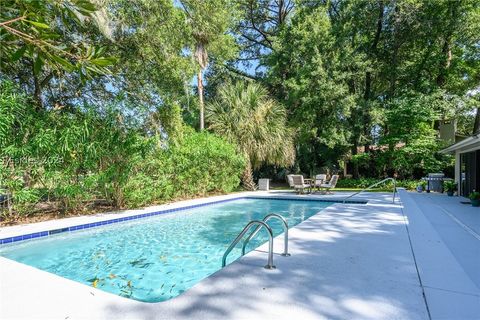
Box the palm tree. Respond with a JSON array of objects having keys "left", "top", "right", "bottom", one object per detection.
[
  {"left": 206, "top": 82, "right": 295, "bottom": 190},
  {"left": 178, "top": 0, "right": 236, "bottom": 130}
]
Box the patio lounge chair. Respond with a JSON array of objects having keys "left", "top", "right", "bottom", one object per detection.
[
  {"left": 318, "top": 175, "right": 339, "bottom": 194},
  {"left": 291, "top": 175, "right": 311, "bottom": 194},
  {"left": 286, "top": 174, "right": 295, "bottom": 188},
  {"left": 314, "top": 174, "right": 327, "bottom": 191}
]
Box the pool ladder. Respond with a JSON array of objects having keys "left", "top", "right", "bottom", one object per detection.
[{"left": 222, "top": 213, "right": 290, "bottom": 270}]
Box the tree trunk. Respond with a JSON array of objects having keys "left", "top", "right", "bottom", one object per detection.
[
  {"left": 389, "top": 1, "right": 400, "bottom": 98},
  {"left": 364, "top": 0, "right": 384, "bottom": 100},
  {"left": 436, "top": 39, "right": 452, "bottom": 87},
  {"left": 436, "top": 2, "right": 457, "bottom": 88},
  {"left": 351, "top": 141, "right": 359, "bottom": 179},
  {"left": 242, "top": 162, "right": 257, "bottom": 191},
  {"left": 198, "top": 69, "right": 204, "bottom": 130},
  {"left": 474, "top": 106, "right": 480, "bottom": 134},
  {"left": 33, "top": 73, "right": 43, "bottom": 109}
]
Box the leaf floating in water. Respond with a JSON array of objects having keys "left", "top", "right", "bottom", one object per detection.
[
  {"left": 129, "top": 258, "right": 153, "bottom": 268},
  {"left": 117, "top": 274, "right": 128, "bottom": 280},
  {"left": 92, "top": 280, "right": 98, "bottom": 288},
  {"left": 120, "top": 289, "right": 132, "bottom": 298},
  {"left": 127, "top": 280, "right": 132, "bottom": 288},
  {"left": 109, "top": 273, "right": 117, "bottom": 279},
  {"left": 129, "top": 258, "right": 146, "bottom": 267}
]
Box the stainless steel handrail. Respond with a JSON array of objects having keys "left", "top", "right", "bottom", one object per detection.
[
  {"left": 242, "top": 213, "right": 290, "bottom": 257},
  {"left": 222, "top": 220, "right": 276, "bottom": 269},
  {"left": 342, "top": 177, "right": 396, "bottom": 204}
]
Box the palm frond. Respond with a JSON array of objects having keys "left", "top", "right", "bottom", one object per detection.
[{"left": 206, "top": 81, "right": 295, "bottom": 169}]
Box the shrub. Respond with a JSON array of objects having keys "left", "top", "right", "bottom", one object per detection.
[
  {"left": 336, "top": 178, "right": 418, "bottom": 190},
  {"left": 123, "top": 130, "right": 245, "bottom": 207},
  {"left": 0, "top": 81, "right": 244, "bottom": 220},
  {"left": 443, "top": 180, "right": 457, "bottom": 192},
  {"left": 336, "top": 178, "right": 378, "bottom": 189},
  {"left": 170, "top": 130, "right": 245, "bottom": 196},
  {"left": 469, "top": 191, "right": 480, "bottom": 201}
]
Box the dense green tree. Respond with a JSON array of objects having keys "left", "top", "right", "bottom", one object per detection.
[
  {"left": 378, "top": 92, "right": 455, "bottom": 178},
  {"left": 106, "top": 0, "right": 194, "bottom": 109},
  {"left": 266, "top": 5, "right": 355, "bottom": 174},
  {"left": 260, "top": 0, "right": 480, "bottom": 176}
]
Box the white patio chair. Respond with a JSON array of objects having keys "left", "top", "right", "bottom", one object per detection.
[
  {"left": 291, "top": 175, "right": 311, "bottom": 194},
  {"left": 314, "top": 174, "right": 327, "bottom": 191},
  {"left": 286, "top": 174, "right": 295, "bottom": 188},
  {"left": 319, "top": 175, "right": 339, "bottom": 194}
]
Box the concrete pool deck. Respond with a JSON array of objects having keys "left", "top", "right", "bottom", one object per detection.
[{"left": 1, "top": 190, "right": 479, "bottom": 319}]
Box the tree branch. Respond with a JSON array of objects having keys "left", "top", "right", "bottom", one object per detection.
[
  {"left": 0, "top": 16, "right": 26, "bottom": 26},
  {"left": 224, "top": 64, "right": 260, "bottom": 80},
  {"left": 241, "top": 33, "right": 272, "bottom": 50}
]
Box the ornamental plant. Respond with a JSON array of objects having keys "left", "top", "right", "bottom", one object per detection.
[
  {"left": 443, "top": 180, "right": 457, "bottom": 192},
  {"left": 469, "top": 191, "right": 480, "bottom": 201}
]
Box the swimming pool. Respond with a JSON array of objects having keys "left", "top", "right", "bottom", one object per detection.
[{"left": 0, "top": 197, "right": 333, "bottom": 302}]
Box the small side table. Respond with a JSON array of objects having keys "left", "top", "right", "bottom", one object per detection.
[
  {"left": 258, "top": 178, "right": 270, "bottom": 191},
  {"left": 304, "top": 178, "right": 314, "bottom": 193}
]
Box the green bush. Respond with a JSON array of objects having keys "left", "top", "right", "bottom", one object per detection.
[
  {"left": 121, "top": 130, "right": 245, "bottom": 207},
  {"left": 336, "top": 178, "right": 418, "bottom": 190},
  {"left": 336, "top": 178, "right": 379, "bottom": 189},
  {"left": 396, "top": 180, "right": 419, "bottom": 190}
]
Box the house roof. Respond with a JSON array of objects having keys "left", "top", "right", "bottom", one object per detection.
[{"left": 440, "top": 133, "right": 480, "bottom": 154}]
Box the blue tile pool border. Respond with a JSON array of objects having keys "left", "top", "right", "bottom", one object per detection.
[{"left": 0, "top": 196, "right": 366, "bottom": 245}]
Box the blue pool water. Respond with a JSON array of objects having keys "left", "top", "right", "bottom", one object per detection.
[{"left": 0, "top": 198, "right": 332, "bottom": 302}]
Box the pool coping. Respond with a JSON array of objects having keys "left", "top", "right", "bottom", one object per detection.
[{"left": 0, "top": 193, "right": 366, "bottom": 245}]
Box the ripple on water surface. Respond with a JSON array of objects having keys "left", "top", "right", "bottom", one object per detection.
[{"left": 0, "top": 198, "right": 332, "bottom": 302}]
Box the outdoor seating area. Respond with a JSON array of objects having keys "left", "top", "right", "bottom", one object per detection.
[{"left": 287, "top": 174, "right": 339, "bottom": 194}]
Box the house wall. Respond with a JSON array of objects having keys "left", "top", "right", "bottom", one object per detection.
[
  {"left": 458, "top": 149, "right": 480, "bottom": 197},
  {"left": 455, "top": 152, "right": 460, "bottom": 191}
]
